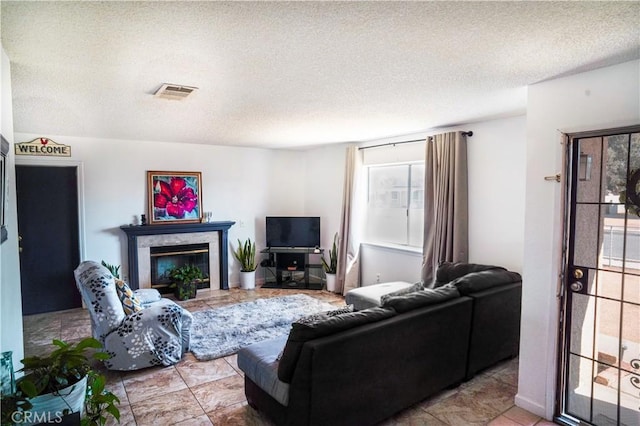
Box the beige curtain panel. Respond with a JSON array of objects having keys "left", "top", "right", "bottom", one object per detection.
[
  {"left": 338, "top": 145, "right": 365, "bottom": 295},
  {"left": 421, "top": 131, "right": 469, "bottom": 286}
]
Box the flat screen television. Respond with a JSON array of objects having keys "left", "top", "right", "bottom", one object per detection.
[{"left": 266, "top": 216, "right": 320, "bottom": 248}]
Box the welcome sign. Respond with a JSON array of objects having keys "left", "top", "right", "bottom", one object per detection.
[{"left": 15, "top": 138, "right": 71, "bottom": 157}]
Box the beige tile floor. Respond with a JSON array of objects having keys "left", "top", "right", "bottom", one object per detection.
[{"left": 22, "top": 287, "right": 557, "bottom": 426}]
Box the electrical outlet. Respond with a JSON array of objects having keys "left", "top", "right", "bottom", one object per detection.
[{"left": 376, "top": 273, "right": 381, "bottom": 283}]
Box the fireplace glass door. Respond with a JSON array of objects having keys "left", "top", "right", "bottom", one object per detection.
[{"left": 150, "top": 243, "right": 210, "bottom": 292}]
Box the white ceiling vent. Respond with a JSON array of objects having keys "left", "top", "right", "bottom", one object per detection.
[{"left": 154, "top": 84, "right": 198, "bottom": 100}]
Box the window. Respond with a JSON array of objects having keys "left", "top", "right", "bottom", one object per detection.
[{"left": 366, "top": 162, "right": 424, "bottom": 247}]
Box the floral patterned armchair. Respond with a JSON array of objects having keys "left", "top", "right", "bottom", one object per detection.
[{"left": 74, "top": 260, "right": 193, "bottom": 371}]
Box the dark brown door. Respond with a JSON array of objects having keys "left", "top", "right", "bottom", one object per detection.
[{"left": 16, "top": 165, "right": 81, "bottom": 315}]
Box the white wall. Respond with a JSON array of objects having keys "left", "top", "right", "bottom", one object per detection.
[
  {"left": 0, "top": 45, "right": 25, "bottom": 371},
  {"left": 467, "top": 116, "right": 526, "bottom": 273},
  {"left": 12, "top": 133, "right": 311, "bottom": 287},
  {"left": 303, "top": 143, "right": 348, "bottom": 251},
  {"left": 518, "top": 59, "right": 640, "bottom": 419}
]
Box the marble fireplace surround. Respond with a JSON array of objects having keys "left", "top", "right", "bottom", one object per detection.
[{"left": 120, "top": 222, "right": 235, "bottom": 290}]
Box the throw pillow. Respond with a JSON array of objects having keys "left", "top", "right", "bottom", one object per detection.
[
  {"left": 295, "top": 305, "right": 355, "bottom": 326},
  {"left": 326, "top": 304, "right": 355, "bottom": 316},
  {"left": 114, "top": 279, "right": 144, "bottom": 315},
  {"left": 449, "top": 269, "right": 522, "bottom": 295},
  {"left": 381, "top": 284, "right": 460, "bottom": 313},
  {"left": 433, "top": 262, "right": 506, "bottom": 287},
  {"left": 379, "top": 282, "right": 423, "bottom": 305}
]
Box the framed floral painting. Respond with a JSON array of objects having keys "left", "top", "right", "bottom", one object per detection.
[{"left": 147, "top": 171, "right": 202, "bottom": 225}]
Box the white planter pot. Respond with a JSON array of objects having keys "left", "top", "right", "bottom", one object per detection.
[
  {"left": 239, "top": 270, "right": 256, "bottom": 290},
  {"left": 26, "top": 375, "right": 87, "bottom": 425},
  {"left": 325, "top": 273, "right": 337, "bottom": 293}
]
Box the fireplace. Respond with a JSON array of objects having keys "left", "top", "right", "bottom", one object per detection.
[
  {"left": 120, "top": 222, "right": 235, "bottom": 290},
  {"left": 150, "top": 243, "right": 210, "bottom": 293}
]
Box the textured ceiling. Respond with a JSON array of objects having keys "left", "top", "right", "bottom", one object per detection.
[{"left": 1, "top": 1, "right": 639, "bottom": 149}]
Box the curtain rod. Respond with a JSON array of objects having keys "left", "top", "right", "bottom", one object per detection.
[{"left": 358, "top": 131, "right": 473, "bottom": 151}]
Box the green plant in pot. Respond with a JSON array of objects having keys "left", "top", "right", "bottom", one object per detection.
[
  {"left": 4, "top": 337, "right": 120, "bottom": 426},
  {"left": 83, "top": 370, "right": 120, "bottom": 426},
  {"left": 321, "top": 232, "right": 339, "bottom": 292},
  {"left": 233, "top": 238, "right": 257, "bottom": 290},
  {"left": 100, "top": 261, "right": 120, "bottom": 279},
  {"left": 168, "top": 264, "right": 203, "bottom": 301}
]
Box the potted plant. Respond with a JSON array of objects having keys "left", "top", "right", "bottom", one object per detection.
[
  {"left": 168, "top": 264, "right": 203, "bottom": 301},
  {"left": 322, "top": 232, "right": 339, "bottom": 292},
  {"left": 100, "top": 261, "right": 120, "bottom": 279},
  {"left": 3, "top": 337, "right": 120, "bottom": 426},
  {"left": 232, "top": 238, "right": 257, "bottom": 290},
  {"left": 83, "top": 370, "right": 121, "bottom": 426}
]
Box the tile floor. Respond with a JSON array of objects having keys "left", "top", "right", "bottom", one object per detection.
[{"left": 22, "top": 287, "right": 557, "bottom": 426}]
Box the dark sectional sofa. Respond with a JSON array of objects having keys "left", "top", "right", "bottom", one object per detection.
[{"left": 237, "top": 262, "right": 522, "bottom": 426}]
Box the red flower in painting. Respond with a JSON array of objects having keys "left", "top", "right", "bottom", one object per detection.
[{"left": 153, "top": 177, "right": 198, "bottom": 219}]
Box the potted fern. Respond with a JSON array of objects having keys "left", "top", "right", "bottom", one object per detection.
[
  {"left": 322, "top": 233, "right": 339, "bottom": 292},
  {"left": 233, "top": 238, "right": 258, "bottom": 290},
  {"left": 168, "top": 264, "right": 203, "bottom": 301}
]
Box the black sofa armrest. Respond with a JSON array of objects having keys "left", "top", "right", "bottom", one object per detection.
[{"left": 465, "top": 281, "right": 522, "bottom": 379}]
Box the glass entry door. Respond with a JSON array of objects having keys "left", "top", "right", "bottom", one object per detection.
[{"left": 559, "top": 128, "right": 640, "bottom": 425}]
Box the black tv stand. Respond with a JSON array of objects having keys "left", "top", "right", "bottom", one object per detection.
[{"left": 260, "top": 247, "right": 325, "bottom": 290}]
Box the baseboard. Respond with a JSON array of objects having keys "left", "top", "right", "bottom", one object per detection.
[{"left": 515, "top": 393, "right": 547, "bottom": 419}]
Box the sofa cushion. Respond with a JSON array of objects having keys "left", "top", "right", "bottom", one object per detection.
[
  {"left": 433, "top": 262, "right": 506, "bottom": 287},
  {"left": 237, "top": 335, "right": 290, "bottom": 406},
  {"left": 345, "top": 281, "right": 414, "bottom": 310},
  {"left": 381, "top": 284, "right": 460, "bottom": 313},
  {"left": 277, "top": 306, "right": 354, "bottom": 363},
  {"left": 277, "top": 307, "right": 396, "bottom": 383},
  {"left": 449, "top": 269, "right": 522, "bottom": 295}
]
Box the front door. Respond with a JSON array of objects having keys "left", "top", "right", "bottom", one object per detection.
[
  {"left": 16, "top": 165, "right": 81, "bottom": 315},
  {"left": 558, "top": 128, "right": 640, "bottom": 425}
]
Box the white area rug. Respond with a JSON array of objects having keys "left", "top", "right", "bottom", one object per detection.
[{"left": 190, "top": 294, "right": 336, "bottom": 361}]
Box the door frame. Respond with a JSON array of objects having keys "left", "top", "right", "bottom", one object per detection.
[
  {"left": 555, "top": 125, "right": 640, "bottom": 425},
  {"left": 15, "top": 158, "right": 86, "bottom": 262}
]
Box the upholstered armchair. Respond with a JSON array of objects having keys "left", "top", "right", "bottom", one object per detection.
[{"left": 74, "top": 260, "right": 193, "bottom": 371}]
